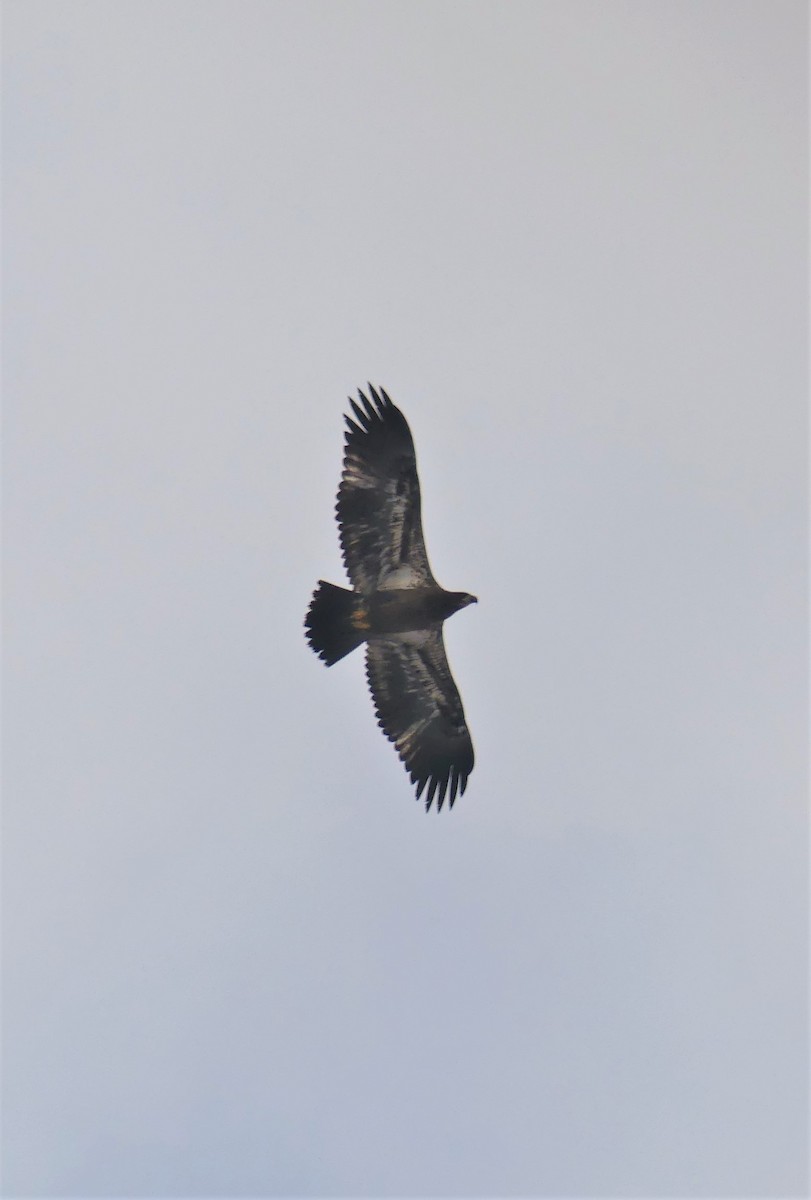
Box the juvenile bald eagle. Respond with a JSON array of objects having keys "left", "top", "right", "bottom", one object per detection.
[{"left": 305, "top": 385, "right": 476, "bottom": 811}]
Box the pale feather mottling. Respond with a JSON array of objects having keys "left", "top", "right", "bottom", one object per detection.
[{"left": 377, "top": 562, "right": 422, "bottom": 590}]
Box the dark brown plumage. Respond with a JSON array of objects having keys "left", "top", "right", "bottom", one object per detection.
[{"left": 305, "top": 385, "right": 476, "bottom": 810}]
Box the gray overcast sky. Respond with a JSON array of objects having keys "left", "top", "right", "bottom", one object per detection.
[{"left": 3, "top": 1, "right": 807, "bottom": 1196}]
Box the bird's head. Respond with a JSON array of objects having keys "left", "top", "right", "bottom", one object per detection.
[{"left": 451, "top": 591, "right": 478, "bottom": 613}]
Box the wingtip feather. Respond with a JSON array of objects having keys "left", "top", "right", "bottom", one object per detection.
[{"left": 358, "top": 388, "right": 377, "bottom": 421}]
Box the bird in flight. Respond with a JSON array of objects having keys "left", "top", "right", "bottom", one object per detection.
[{"left": 305, "top": 385, "right": 476, "bottom": 811}]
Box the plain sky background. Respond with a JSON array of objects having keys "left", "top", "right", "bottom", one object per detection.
[{"left": 3, "top": 2, "right": 807, "bottom": 1196}]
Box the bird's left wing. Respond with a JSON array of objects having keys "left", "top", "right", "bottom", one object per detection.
[
  {"left": 337, "top": 386, "right": 436, "bottom": 593},
  {"left": 365, "top": 629, "right": 474, "bottom": 811}
]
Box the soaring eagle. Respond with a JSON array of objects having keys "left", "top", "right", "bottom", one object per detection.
[{"left": 305, "top": 385, "right": 476, "bottom": 811}]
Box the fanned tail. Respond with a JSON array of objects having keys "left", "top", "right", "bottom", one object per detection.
[{"left": 305, "top": 581, "right": 365, "bottom": 665}]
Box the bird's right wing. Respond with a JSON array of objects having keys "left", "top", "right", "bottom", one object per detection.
[{"left": 337, "top": 386, "right": 436, "bottom": 593}]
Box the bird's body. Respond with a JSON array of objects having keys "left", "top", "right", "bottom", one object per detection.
[
  {"left": 305, "top": 385, "right": 476, "bottom": 810},
  {"left": 360, "top": 588, "right": 475, "bottom": 635}
]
